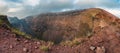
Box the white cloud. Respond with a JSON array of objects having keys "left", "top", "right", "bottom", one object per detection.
[
  {"left": 22, "top": 0, "right": 40, "bottom": 6},
  {"left": 74, "top": 0, "right": 120, "bottom": 8},
  {"left": 8, "top": 7, "right": 23, "bottom": 12},
  {"left": 103, "top": 8, "right": 120, "bottom": 18},
  {"left": 0, "top": 0, "right": 7, "bottom": 5},
  {"left": 61, "top": 9, "right": 73, "bottom": 12},
  {"left": 0, "top": 0, "right": 120, "bottom": 18},
  {"left": 0, "top": 0, "right": 9, "bottom": 14}
]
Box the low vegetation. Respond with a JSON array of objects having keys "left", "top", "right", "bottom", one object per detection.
[
  {"left": 0, "top": 19, "right": 3, "bottom": 24},
  {"left": 40, "top": 41, "right": 54, "bottom": 51},
  {"left": 11, "top": 28, "right": 32, "bottom": 39},
  {"left": 60, "top": 38, "right": 85, "bottom": 47},
  {"left": 40, "top": 45, "right": 49, "bottom": 51}
]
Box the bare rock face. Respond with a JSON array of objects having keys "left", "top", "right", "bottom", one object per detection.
[
  {"left": 23, "top": 48, "right": 28, "bottom": 52},
  {"left": 90, "top": 46, "right": 96, "bottom": 51},
  {"left": 96, "top": 46, "right": 105, "bottom": 53},
  {"left": 25, "top": 8, "right": 120, "bottom": 43}
]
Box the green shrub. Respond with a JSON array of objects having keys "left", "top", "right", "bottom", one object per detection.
[
  {"left": 40, "top": 41, "right": 54, "bottom": 51},
  {"left": 40, "top": 45, "right": 49, "bottom": 51},
  {"left": 0, "top": 19, "right": 3, "bottom": 24}
]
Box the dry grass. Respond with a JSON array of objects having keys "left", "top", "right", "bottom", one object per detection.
[
  {"left": 11, "top": 28, "right": 32, "bottom": 39},
  {"left": 60, "top": 38, "right": 85, "bottom": 46},
  {"left": 40, "top": 41, "right": 54, "bottom": 51},
  {"left": 40, "top": 45, "right": 49, "bottom": 51}
]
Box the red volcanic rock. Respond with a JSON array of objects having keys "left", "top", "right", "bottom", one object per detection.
[
  {"left": 26, "top": 8, "right": 120, "bottom": 43},
  {"left": 0, "top": 8, "right": 120, "bottom": 53}
]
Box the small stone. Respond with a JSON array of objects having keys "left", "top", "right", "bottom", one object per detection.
[
  {"left": 36, "top": 42, "right": 40, "bottom": 45},
  {"left": 24, "top": 40, "right": 28, "bottom": 43},
  {"left": 99, "top": 20, "right": 108, "bottom": 28},
  {"left": 35, "top": 46, "right": 38, "bottom": 49},
  {"left": 72, "top": 47, "right": 74, "bottom": 48},
  {"left": 23, "top": 48, "right": 28, "bottom": 52},
  {"left": 10, "top": 45, "right": 13, "bottom": 49},
  {"left": 29, "top": 43, "right": 32, "bottom": 45},
  {"left": 15, "top": 38, "right": 20, "bottom": 41},
  {"left": 96, "top": 46, "right": 105, "bottom": 53},
  {"left": 90, "top": 46, "right": 96, "bottom": 51}
]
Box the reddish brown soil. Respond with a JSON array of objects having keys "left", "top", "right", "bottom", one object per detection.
[
  {"left": 0, "top": 8, "right": 120, "bottom": 53},
  {"left": 50, "top": 24, "right": 120, "bottom": 53},
  {"left": 0, "top": 28, "right": 50, "bottom": 53},
  {"left": 0, "top": 20, "right": 120, "bottom": 53}
]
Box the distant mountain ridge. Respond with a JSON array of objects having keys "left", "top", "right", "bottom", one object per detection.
[{"left": 8, "top": 17, "right": 35, "bottom": 36}]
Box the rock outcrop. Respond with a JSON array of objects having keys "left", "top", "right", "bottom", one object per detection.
[
  {"left": 0, "top": 8, "right": 120, "bottom": 53},
  {"left": 25, "top": 8, "right": 120, "bottom": 43}
]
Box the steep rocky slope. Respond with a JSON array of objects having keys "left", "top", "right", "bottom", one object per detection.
[
  {"left": 26, "top": 8, "right": 120, "bottom": 43},
  {"left": 0, "top": 8, "right": 120, "bottom": 53},
  {"left": 0, "top": 15, "right": 52, "bottom": 53}
]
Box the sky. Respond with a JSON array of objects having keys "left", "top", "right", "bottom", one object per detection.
[{"left": 0, "top": 0, "right": 120, "bottom": 19}]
